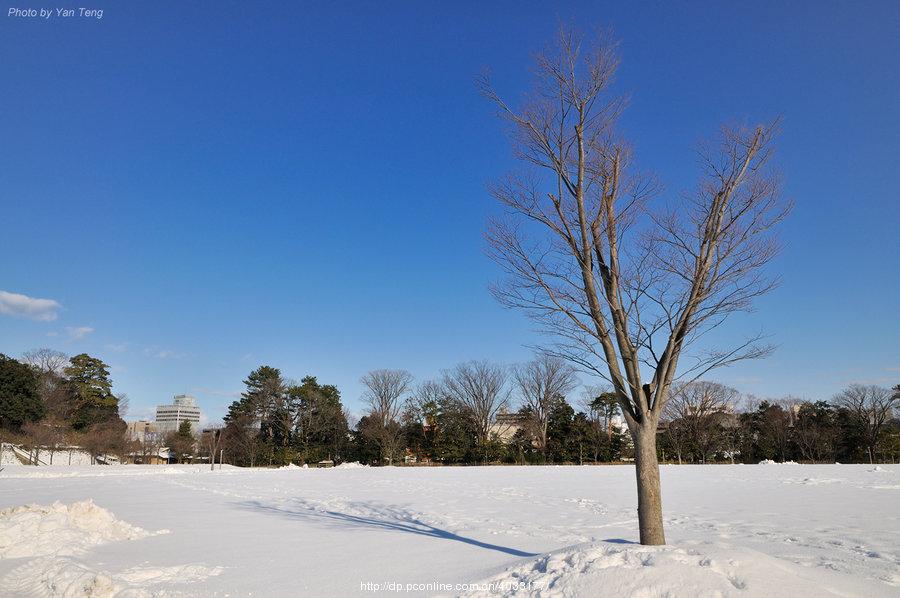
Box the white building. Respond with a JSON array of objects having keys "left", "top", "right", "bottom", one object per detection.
[
  {"left": 155, "top": 394, "right": 202, "bottom": 435},
  {"left": 126, "top": 420, "right": 161, "bottom": 442}
]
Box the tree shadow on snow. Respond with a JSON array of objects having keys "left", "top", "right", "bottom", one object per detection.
[{"left": 238, "top": 498, "right": 538, "bottom": 558}]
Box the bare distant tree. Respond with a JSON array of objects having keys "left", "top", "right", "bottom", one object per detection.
[
  {"left": 21, "top": 348, "right": 69, "bottom": 375},
  {"left": 481, "top": 26, "right": 788, "bottom": 544},
  {"left": 21, "top": 348, "right": 72, "bottom": 421},
  {"left": 222, "top": 412, "right": 260, "bottom": 467},
  {"left": 202, "top": 426, "right": 224, "bottom": 470},
  {"left": 79, "top": 422, "right": 125, "bottom": 465},
  {"left": 442, "top": 361, "right": 510, "bottom": 447},
  {"left": 834, "top": 384, "right": 898, "bottom": 464},
  {"left": 406, "top": 380, "right": 445, "bottom": 427},
  {"left": 136, "top": 431, "right": 164, "bottom": 464},
  {"left": 793, "top": 401, "right": 837, "bottom": 463},
  {"left": 361, "top": 369, "right": 413, "bottom": 465},
  {"left": 514, "top": 355, "right": 578, "bottom": 457},
  {"left": 664, "top": 381, "right": 738, "bottom": 463},
  {"left": 756, "top": 401, "right": 792, "bottom": 462}
]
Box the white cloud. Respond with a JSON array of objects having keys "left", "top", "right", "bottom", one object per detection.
[
  {"left": 106, "top": 343, "right": 130, "bottom": 353},
  {"left": 0, "top": 290, "right": 61, "bottom": 322},
  {"left": 144, "top": 347, "right": 186, "bottom": 360},
  {"left": 66, "top": 326, "right": 95, "bottom": 340}
]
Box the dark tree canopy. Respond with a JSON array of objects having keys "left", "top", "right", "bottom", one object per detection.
[
  {"left": 64, "top": 353, "right": 120, "bottom": 430},
  {"left": 0, "top": 353, "right": 45, "bottom": 430}
]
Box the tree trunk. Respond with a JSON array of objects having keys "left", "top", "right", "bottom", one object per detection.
[{"left": 633, "top": 428, "right": 666, "bottom": 545}]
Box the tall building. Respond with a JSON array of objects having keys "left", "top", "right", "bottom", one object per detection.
[{"left": 155, "top": 394, "right": 202, "bottom": 435}]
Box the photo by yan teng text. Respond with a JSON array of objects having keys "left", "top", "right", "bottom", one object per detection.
[{"left": 8, "top": 7, "right": 104, "bottom": 19}]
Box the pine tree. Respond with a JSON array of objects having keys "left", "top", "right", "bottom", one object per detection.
[
  {"left": 0, "top": 354, "right": 44, "bottom": 430},
  {"left": 63, "top": 354, "right": 119, "bottom": 430}
]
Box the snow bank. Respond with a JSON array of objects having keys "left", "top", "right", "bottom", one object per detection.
[
  {"left": 335, "top": 461, "right": 368, "bottom": 469},
  {"left": 0, "top": 557, "right": 222, "bottom": 597},
  {"left": 460, "top": 540, "right": 880, "bottom": 598},
  {"left": 0, "top": 500, "right": 167, "bottom": 558},
  {"left": 758, "top": 459, "right": 799, "bottom": 465}
]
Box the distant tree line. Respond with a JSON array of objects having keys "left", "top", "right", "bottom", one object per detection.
[
  {"left": 223, "top": 356, "right": 897, "bottom": 467},
  {"left": 3, "top": 349, "right": 896, "bottom": 467},
  {"left": 0, "top": 349, "right": 127, "bottom": 463},
  {"left": 658, "top": 382, "right": 900, "bottom": 465},
  {"left": 221, "top": 366, "right": 350, "bottom": 467}
]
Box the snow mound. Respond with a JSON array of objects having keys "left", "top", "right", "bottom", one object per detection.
[
  {"left": 869, "top": 466, "right": 892, "bottom": 473},
  {"left": 0, "top": 557, "right": 222, "bottom": 597},
  {"left": 335, "top": 461, "right": 368, "bottom": 469},
  {"left": 0, "top": 500, "right": 167, "bottom": 558},
  {"left": 460, "top": 541, "right": 860, "bottom": 598},
  {"left": 758, "top": 459, "right": 799, "bottom": 465}
]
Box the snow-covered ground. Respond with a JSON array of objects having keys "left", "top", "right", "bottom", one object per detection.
[
  {"left": 1, "top": 444, "right": 100, "bottom": 467},
  {"left": 0, "top": 463, "right": 897, "bottom": 597}
]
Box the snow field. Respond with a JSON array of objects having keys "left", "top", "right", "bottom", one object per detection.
[{"left": 0, "top": 464, "right": 896, "bottom": 597}]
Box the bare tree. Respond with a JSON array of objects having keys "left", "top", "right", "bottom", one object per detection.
[
  {"left": 222, "top": 412, "right": 260, "bottom": 467},
  {"left": 664, "top": 381, "right": 738, "bottom": 463},
  {"left": 361, "top": 369, "right": 413, "bottom": 465},
  {"left": 834, "top": 384, "right": 898, "bottom": 464},
  {"left": 137, "top": 431, "right": 164, "bottom": 464},
  {"left": 406, "top": 380, "right": 445, "bottom": 427},
  {"left": 21, "top": 348, "right": 72, "bottom": 421},
  {"left": 481, "top": 26, "right": 788, "bottom": 544},
  {"left": 515, "top": 355, "right": 578, "bottom": 458},
  {"left": 202, "top": 426, "right": 224, "bottom": 470},
  {"left": 21, "top": 348, "right": 69, "bottom": 375},
  {"left": 442, "top": 361, "right": 511, "bottom": 450},
  {"left": 793, "top": 402, "right": 836, "bottom": 463}
]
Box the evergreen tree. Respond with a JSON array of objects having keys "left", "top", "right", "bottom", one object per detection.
[
  {"left": 0, "top": 354, "right": 44, "bottom": 430},
  {"left": 546, "top": 397, "right": 576, "bottom": 462},
  {"left": 241, "top": 365, "right": 286, "bottom": 465},
  {"left": 794, "top": 401, "right": 837, "bottom": 462},
  {"left": 350, "top": 415, "right": 384, "bottom": 464},
  {"left": 63, "top": 354, "right": 119, "bottom": 430},
  {"left": 223, "top": 368, "right": 349, "bottom": 466},
  {"left": 431, "top": 397, "right": 477, "bottom": 464},
  {"left": 166, "top": 420, "right": 196, "bottom": 463},
  {"left": 290, "top": 376, "right": 349, "bottom": 463}
]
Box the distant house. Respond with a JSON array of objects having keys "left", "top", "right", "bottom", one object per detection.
[
  {"left": 125, "top": 448, "right": 173, "bottom": 465},
  {"left": 126, "top": 420, "right": 160, "bottom": 442},
  {"left": 489, "top": 411, "right": 528, "bottom": 442}
]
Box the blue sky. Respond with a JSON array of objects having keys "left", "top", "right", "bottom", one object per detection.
[{"left": 2, "top": 1, "right": 898, "bottom": 423}]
